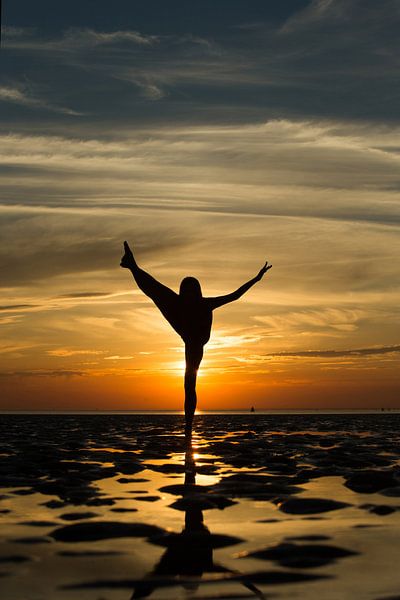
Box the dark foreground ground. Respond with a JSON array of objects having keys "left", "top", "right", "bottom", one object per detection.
[{"left": 0, "top": 413, "right": 399, "bottom": 599}]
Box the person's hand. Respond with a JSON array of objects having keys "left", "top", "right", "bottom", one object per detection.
[
  {"left": 120, "top": 241, "right": 135, "bottom": 268},
  {"left": 256, "top": 261, "right": 272, "bottom": 280}
]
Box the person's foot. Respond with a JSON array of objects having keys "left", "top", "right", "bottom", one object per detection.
[{"left": 120, "top": 241, "right": 135, "bottom": 268}]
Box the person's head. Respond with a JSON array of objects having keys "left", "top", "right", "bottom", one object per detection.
[{"left": 179, "top": 276, "right": 202, "bottom": 300}]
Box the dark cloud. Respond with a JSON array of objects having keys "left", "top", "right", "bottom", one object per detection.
[
  {"left": 269, "top": 345, "right": 400, "bottom": 358},
  {"left": 0, "top": 238, "right": 118, "bottom": 286},
  {"left": 0, "top": 211, "right": 196, "bottom": 287},
  {"left": 57, "top": 292, "right": 112, "bottom": 298},
  {"left": 0, "top": 304, "right": 38, "bottom": 311},
  {"left": 0, "top": 369, "right": 85, "bottom": 378}
]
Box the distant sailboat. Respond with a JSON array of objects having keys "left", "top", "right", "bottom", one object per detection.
[{"left": 250, "top": 406, "right": 255, "bottom": 413}]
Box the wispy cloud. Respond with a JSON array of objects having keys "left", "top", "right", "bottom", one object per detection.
[
  {"left": 0, "top": 85, "right": 82, "bottom": 115},
  {"left": 58, "top": 292, "right": 113, "bottom": 299},
  {"left": 207, "top": 332, "right": 262, "bottom": 350},
  {"left": 269, "top": 345, "right": 400, "bottom": 358},
  {"left": 1, "top": 120, "right": 400, "bottom": 220},
  {"left": 47, "top": 348, "right": 105, "bottom": 357},
  {"left": 1, "top": 26, "right": 35, "bottom": 38},
  {"left": 104, "top": 355, "right": 134, "bottom": 360},
  {"left": 0, "top": 369, "right": 85, "bottom": 378},
  {"left": 2, "top": 27, "right": 158, "bottom": 54},
  {"left": 0, "top": 304, "right": 38, "bottom": 311},
  {"left": 3, "top": 5, "right": 399, "bottom": 124},
  {"left": 256, "top": 308, "right": 365, "bottom": 334},
  {"left": 0, "top": 343, "right": 38, "bottom": 355},
  {"left": 133, "top": 80, "right": 165, "bottom": 100},
  {"left": 61, "top": 28, "right": 158, "bottom": 48}
]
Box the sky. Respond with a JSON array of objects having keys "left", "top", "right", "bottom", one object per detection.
[{"left": 0, "top": 0, "right": 399, "bottom": 410}]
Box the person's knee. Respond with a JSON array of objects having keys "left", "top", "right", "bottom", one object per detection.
[
  {"left": 185, "top": 363, "right": 198, "bottom": 380},
  {"left": 185, "top": 344, "right": 204, "bottom": 367},
  {"left": 184, "top": 377, "right": 196, "bottom": 393}
]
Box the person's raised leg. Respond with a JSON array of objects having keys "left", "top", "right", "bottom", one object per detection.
[
  {"left": 121, "top": 242, "right": 182, "bottom": 333},
  {"left": 184, "top": 343, "right": 203, "bottom": 438},
  {"left": 121, "top": 241, "right": 163, "bottom": 296}
]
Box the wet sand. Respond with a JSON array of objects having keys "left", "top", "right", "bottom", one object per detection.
[{"left": 0, "top": 413, "right": 399, "bottom": 599}]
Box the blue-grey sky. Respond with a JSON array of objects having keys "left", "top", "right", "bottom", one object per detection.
[
  {"left": 1, "top": 0, "right": 399, "bottom": 409},
  {"left": 2, "top": 0, "right": 400, "bottom": 131}
]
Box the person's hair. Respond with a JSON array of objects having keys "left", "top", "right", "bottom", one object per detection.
[{"left": 179, "top": 276, "right": 202, "bottom": 299}]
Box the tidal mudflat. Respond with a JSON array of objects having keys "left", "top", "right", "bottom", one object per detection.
[{"left": 0, "top": 413, "right": 399, "bottom": 599}]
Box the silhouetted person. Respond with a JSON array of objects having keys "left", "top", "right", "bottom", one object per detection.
[{"left": 120, "top": 241, "right": 272, "bottom": 436}]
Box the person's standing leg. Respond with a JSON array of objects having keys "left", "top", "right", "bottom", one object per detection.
[{"left": 184, "top": 343, "right": 203, "bottom": 437}]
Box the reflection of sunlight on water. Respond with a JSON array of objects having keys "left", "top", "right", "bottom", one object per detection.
[
  {"left": 2, "top": 414, "right": 400, "bottom": 600},
  {"left": 87, "top": 447, "right": 130, "bottom": 453},
  {"left": 171, "top": 451, "right": 220, "bottom": 462},
  {"left": 195, "top": 471, "right": 220, "bottom": 486}
]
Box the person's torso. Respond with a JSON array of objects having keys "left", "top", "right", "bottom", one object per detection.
[{"left": 178, "top": 298, "right": 213, "bottom": 345}]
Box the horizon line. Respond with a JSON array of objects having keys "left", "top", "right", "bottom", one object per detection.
[{"left": 1, "top": 408, "right": 399, "bottom": 414}]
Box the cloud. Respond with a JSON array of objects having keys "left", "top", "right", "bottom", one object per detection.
[
  {"left": 3, "top": 118, "right": 400, "bottom": 186},
  {"left": 0, "top": 369, "right": 85, "bottom": 378},
  {"left": 3, "top": 4, "right": 399, "bottom": 125},
  {"left": 280, "top": 0, "right": 349, "bottom": 32},
  {"left": 2, "top": 27, "right": 158, "bottom": 51},
  {"left": 0, "top": 343, "right": 38, "bottom": 355},
  {"left": 281, "top": 0, "right": 396, "bottom": 35},
  {"left": 47, "top": 348, "right": 105, "bottom": 357},
  {"left": 256, "top": 308, "right": 365, "bottom": 334},
  {"left": 104, "top": 355, "right": 134, "bottom": 360},
  {"left": 0, "top": 201, "right": 201, "bottom": 287},
  {"left": 1, "top": 26, "right": 33, "bottom": 37},
  {"left": 58, "top": 292, "right": 113, "bottom": 298},
  {"left": 207, "top": 332, "right": 262, "bottom": 350},
  {"left": 0, "top": 315, "right": 24, "bottom": 325},
  {"left": 0, "top": 85, "right": 82, "bottom": 115},
  {"left": 0, "top": 235, "right": 118, "bottom": 286},
  {"left": 0, "top": 304, "right": 38, "bottom": 311},
  {"left": 133, "top": 80, "right": 165, "bottom": 100},
  {"left": 61, "top": 28, "right": 158, "bottom": 48},
  {"left": 268, "top": 345, "right": 400, "bottom": 358},
  {"left": 1, "top": 120, "right": 400, "bottom": 222}
]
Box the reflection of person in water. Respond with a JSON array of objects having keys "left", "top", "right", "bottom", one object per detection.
[
  {"left": 121, "top": 241, "right": 272, "bottom": 436},
  {"left": 130, "top": 446, "right": 264, "bottom": 599},
  {"left": 130, "top": 450, "right": 213, "bottom": 599}
]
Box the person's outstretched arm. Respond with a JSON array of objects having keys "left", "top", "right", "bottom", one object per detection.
[{"left": 207, "top": 261, "right": 272, "bottom": 310}]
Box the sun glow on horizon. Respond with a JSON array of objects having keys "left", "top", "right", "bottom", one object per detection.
[{"left": 167, "top": 359, "right": 208, "bottom": 377}]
